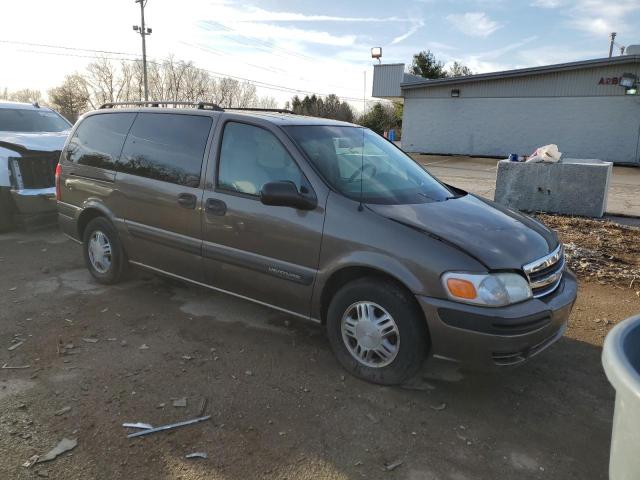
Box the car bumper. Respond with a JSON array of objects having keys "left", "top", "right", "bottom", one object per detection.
[
  {"left": 10, "top": 187, "right": 57, "bottom": 215},
  {"left": 417, "top": 270, "right": 577, "bottom": 369}
]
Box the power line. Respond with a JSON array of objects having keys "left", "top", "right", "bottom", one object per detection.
[
  {"left": 3, "top": 41, "right": 375, "bottom": 104},
  {"left": 0, "top": 39, "right": 139, "bottom": 57}
]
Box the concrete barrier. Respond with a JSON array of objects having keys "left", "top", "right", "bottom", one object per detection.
[{"left": 494, "top": 158, "right": 612, "bottom": 217}]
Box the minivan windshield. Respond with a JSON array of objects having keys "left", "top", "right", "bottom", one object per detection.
[
  {"left": 0, "top": 108, "right": 70, "bottom": 133},
  {"left": 285, "top": 125, "right": 455, "bottom": 204}
]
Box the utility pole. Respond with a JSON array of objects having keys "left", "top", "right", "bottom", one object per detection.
[
  {"left": 363, "top": 71, "right": 366, "bottom": 115},
  {"left": 608, "top": 32, "right": 616, "bottom": 58},
  {"left": 133, "top": 0, "right": 152, "bottom": 101}
]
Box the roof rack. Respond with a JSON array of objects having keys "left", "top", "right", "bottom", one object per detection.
[
  {"left": 98, "top": 101, "right": 224, "bottom": 111},
  {"left": 226, "top": 107, "right": 295, "bottom": 114},
  {"left": 97, "top": 102, "right": 295, "bottom": 115}
]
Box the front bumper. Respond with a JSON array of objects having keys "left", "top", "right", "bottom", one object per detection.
[
  {"left": 417, "top": 270, "right": 577, "bottom": 368},
  {"left": 10, "top": 187, "right": 57, "bottom": 215}
]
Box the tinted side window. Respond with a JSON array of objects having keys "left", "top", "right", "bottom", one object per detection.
[
  {"left": 117, "top": 113, "right": 212, "bottom": 187},
  {"left": 66, "top": 113, "right": 135, "bottom": 169},
  {"left": 218, "top": 122, "right": 303, "bottom": 195}
]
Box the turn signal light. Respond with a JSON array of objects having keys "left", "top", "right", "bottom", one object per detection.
[{"left": 446, "top": 278, "right": 477, "bottom": 299}]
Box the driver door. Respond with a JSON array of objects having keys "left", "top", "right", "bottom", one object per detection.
[{"left": 201, "top": 120, "right": 325, "bottom": 317}]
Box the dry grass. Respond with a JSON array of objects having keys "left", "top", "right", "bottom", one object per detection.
[{"left": 537, "top": 214, "right": 640, "bottom": 289}]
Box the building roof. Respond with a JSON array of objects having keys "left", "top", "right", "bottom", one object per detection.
[{"left": 400, "top": 54, "right": 640, "bottom": 90}]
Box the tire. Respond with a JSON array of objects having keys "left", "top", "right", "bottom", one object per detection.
[
  {"left": 0, "top": 188, "right": 16, "bottom": 232},
  {"left": 326, "top": 277, "right": 429, "bottom": 385},
  {"left": 82, "top": 217, "right": 127, "bottom": 284}
]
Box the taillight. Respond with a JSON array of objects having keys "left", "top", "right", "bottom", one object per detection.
[{"left": 55, "top": 163, "right": 62, "bottom": 200}]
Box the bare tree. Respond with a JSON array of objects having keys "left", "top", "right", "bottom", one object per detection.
[
  {"left": 48, "top": 74, "right": 90, "bottom": 122},
  {"left": 1, "top": 88, "right": 43, "bottom": 104}
]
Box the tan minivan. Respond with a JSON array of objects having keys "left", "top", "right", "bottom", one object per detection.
[{"left": 57, "top": 102, "right": 576, "bottom": 385}]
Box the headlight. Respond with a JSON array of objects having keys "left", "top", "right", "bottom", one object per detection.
[{"left": 441, "top": 272, "right": 532, "bottom": 307}]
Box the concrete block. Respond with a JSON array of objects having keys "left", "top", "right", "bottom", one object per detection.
[{"left": 494, "top": 158, "right": 612, "bottom": 217}]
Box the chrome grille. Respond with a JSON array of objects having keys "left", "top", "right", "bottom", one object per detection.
[{"left": 523, "top": 245, "right": 564, "bottom": 298}]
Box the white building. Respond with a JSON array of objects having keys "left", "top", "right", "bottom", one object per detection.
[{"left": 372, "top": 53, "right": 640, "bottom": 165}]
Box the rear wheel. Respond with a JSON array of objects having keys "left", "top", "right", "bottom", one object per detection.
[
  {"left": 326, "top": 277, "right": 429, "bottom": 385},
  {"left": 82, "top": 217, "right": 127, "bottom": 284}
]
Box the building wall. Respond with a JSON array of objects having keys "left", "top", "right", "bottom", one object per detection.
[
  {"left": 403, "top": 63, "right": 640, "bottom": 98},
  {"left": 402, "top": 96, "right": 640, "bottom": 164}
]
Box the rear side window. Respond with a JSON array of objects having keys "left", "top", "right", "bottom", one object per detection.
[
  {"left": 218, "top": 122, "right": 303, "bottom": 195},
  {"left": 66, "top": 113, "right": 135, "bottom": 169},
  {"left": 117, "top": 113, "right": 212, "bottom": 187}
]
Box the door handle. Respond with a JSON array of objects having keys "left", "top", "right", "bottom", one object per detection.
[
  {"left": 205, "top": 198, "right": 227, "bottom": 216},
  {"left": 177, "top": 193, "right": 197, "bottom": 209}
]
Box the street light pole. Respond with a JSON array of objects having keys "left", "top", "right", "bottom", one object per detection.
[
  {"left": 133, "top": 0, "right": 152, "bottom": 101},
  {"left": 608, "top": 32, "right": 616, "bottom": 58}
]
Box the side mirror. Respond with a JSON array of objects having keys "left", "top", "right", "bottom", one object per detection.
[{"left": 260, "top": 181, "right": 317, "bottom": 210}]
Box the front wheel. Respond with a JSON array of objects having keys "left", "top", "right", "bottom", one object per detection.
[
  {"left": 326, "top": 277, "right": 429, "bottom": 385},
  {"left": 82, "top": 217, "right": 127, "bottom": 284}
]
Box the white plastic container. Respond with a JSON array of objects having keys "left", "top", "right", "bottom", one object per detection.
[{"left": 602, "top": 314, "right": 640, "bottom": 480}]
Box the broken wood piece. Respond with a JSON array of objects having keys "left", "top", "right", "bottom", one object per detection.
[{"left": 37, "top": 438, "right": 77, "bottom": 463}]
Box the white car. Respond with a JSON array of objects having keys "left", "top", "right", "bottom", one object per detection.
[{"left": 0, "top": 101, "right": 71, "bottom": 230}]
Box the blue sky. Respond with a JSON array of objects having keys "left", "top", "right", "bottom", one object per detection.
[{"left": 2, "top": 0, "right": 638, "bottom": 110}]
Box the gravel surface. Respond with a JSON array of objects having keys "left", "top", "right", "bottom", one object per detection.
[{"left": 1, "top": 227, "right": 638, "bottom": 479}]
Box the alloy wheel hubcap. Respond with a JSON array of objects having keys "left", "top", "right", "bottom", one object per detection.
[
  {"left": 88, "top": 230, "right": 112, "bottom": 274},
  {"left": 341, "top": 301, "right": 400, "bottom": 368}
]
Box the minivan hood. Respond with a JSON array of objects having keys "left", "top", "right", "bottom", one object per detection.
[
  {"left": 368, "top": 194, "right": 558, "bottom": 270},
  {"left": 0, "top": 131, "right": 69, "bottom": 154}
]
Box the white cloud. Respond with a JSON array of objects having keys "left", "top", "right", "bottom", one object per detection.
[
  {"left": 530, "top": 0, "right": 563, "bottom": 8},
  {"left": 390, "top": 20, "right": 425, "bottom": 45},
  {"left": 567, "top": 0, "right": 640, "bottom": 36},
  {"left": 446, "top": 12, "right": 502, "bottom": 38},
  {"left": 237, "top": 6, "right": 408, "bottom": 23}
]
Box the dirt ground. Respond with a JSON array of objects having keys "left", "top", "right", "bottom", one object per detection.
[{"left": 1, "top": 227, "right": 639, "bottom": 480}]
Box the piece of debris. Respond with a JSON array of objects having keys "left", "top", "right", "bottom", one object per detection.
[
  {"left": 127, "top": 415, "right": 211, "bottom": 438},
  {"left": 82, "top": 338, "right": 98, "bottom": 344},
  {"left": 181, "top": 355, "right": 193, "bottom": 361},
  {"left": 173, "top": 397, "right": 187, "bottom": 408},
  {"left": 365, "top": 413, "right": 379, "bottom": 423},
  {"left": 22, "top": 455, "right": 39, "bottom": 468},
  {"left": 354, "top": 460, "right": 363, "bottom": 466},
  {"left": 185, "top": 452, "right": 208, "bottom": 459},
  {"left": 8, "top": 340, "right": 25, "bottom": 351},
  {"left": 36, "top": 470, "right": 49, "bottom": 478},
  {"left": 139, "top": 344, "right": 149, "bottom": 350},
  {"left": 430, "top": 403, "right": 447, "bottom": 411},
  {"left": 197, "top": 397, "right": 209, "bottom": 416},
  {"left": 2, "top": 363, "right": 31, "bottom": 369},
  {"left": 157, "top": 403, "right": 166, "bottom": 409},
  {"left": 9, "top": 286, "right": 17, "bottom": 291},
  {"left": 384, "top": 460, "right": 403, "bottom": 471},
  {"left": 100, "top": 307, "right": 109, "bottom": 313},
  {"left": 122, "top": 422, "right": 153, "bottom": 430},
  {"left": 36, "top": 438, "right": 77, "bottom": 463},
  {"left": 54, "top": 406, "right": 71, "bottom": 416},
  {"left": 120, "top": 340, "right": 127, "bottom": 347},
  {"left": 245, "top": 370, "right": 253, "bottom": 376}
]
